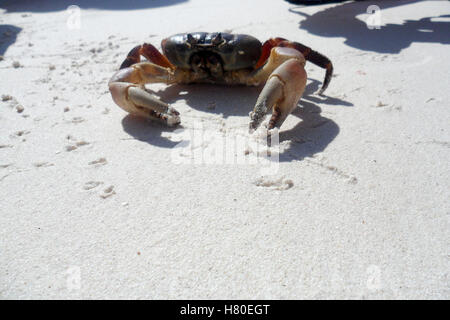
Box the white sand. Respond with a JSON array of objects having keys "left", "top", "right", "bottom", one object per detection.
[{"left": 0, "top": 0, "right": 449, "bottom": 299}]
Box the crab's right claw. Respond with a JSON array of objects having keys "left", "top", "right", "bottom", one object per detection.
[
  {"left": 249, "top": 59, "right": 307, "bottom": 133},
  {"left": 109, "top": 82, "right": 180, "bottom": 126}
]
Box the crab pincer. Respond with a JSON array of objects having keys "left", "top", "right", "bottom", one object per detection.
[
  {"left": 249, "top": 49, "right": 307, "bottom": 133},
  {"left": 108, "top": 62, "right": 181, "bottom": 126}
]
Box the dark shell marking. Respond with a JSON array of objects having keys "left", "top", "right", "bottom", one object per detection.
[{"left": 161, "top": 32, "right": 262, "bottom": 71}]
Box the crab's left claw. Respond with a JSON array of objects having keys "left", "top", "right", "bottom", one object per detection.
[
  {"left": 109, "top": 82, "right": 180, "bottom": 126},
  {"left": 249, "top": 58, "right": 307, "bottom": 133}
]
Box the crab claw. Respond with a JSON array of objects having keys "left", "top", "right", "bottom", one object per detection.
[
  {"left": 109, "top": 82, "right": 180, "bottom": 126},
  {"left": 249, "top": 58, "right": 307, "bottom": 133}
]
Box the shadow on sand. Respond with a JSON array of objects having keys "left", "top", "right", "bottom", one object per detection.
[
  {"left": 290, "top": 0, "right": 450, "bottom": 53},
  {"left": 121, "top": 79, "right": 352, "bottom": 162},
  {"left": 0, "top": 0, "right": 188, "bottom": 12},
  {"left": 0, "top": 25, "right": 22, "bottom": 55}
]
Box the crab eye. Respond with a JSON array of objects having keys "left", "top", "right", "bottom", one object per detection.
[
  {"left": 212, "top": 33, "right": 224, "bottom": 45},
  {"left": 191, "top": 54, "right": 203, "bottom": 69},
  {"left": 186, "top": 34, "right": 198, "bottom": 46}
]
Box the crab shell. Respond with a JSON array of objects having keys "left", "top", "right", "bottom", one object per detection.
[{"left": 161, "top": 32, "right": 262, "bottom": 71}]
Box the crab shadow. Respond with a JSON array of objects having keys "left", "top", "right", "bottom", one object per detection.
[
  {"left": 290, "top": 0, "right": 450, "bottom": 54},
  {"left": 121, "top": 115, "right": 181, "bottom": 149},
  {"left": 121, "top": 79, "right": 352, "bottom": 162},
  {"left": 278, "top": 78, "right": 352, "bottom": 162},
  {"left": 156, "top": 78, "right": 352, "bottom": 118}
]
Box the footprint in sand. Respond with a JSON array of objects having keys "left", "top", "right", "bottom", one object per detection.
[
  {"left": 75, "top": 141, "right": 89, "bottom": 147},
  {"left": 253, "top": 176, "right": 294, "bottom": 191},
  {"left": 2, "top": 94, "right": 13, "bottom": 102},
  {"left": 65, "top": 145, "right": 77, "bottom": 152},
  {"left": 13, "top": 130, "right": 30, "bottom": 137},
  {"left": 69, "top": 116, "right": 85, "bottom": 124},
  {"left": 83, "top": 181, "right": 103, "bottom": 190},
  {"left": 100, "top": 185, "right": 115, "bottom": 199},
  {"left": 33, "top": 162, "right": 54, "bottom": 168},
  {"left": 88, "top": 157, "right": 107, "bottom": 166},
  {"left": 65, "top": 139, "right": 90, "bottom": 152}
]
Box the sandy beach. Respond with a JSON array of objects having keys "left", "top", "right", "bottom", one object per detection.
[{"left": 0, "top": 0, "right": 449, "bottom": 299}]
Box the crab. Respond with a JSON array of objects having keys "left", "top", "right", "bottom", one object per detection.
[{"left": 108, "top": 32, "right": 333, "bottom": 132}]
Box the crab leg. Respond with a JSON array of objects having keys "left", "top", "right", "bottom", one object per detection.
[
  {"left": 248, "top": 47, "right": 307, "bottom": 132},
  {"left": 120, "top": 43, "right": 175, "bottom": 70},
  {"left": 255, "top": 38, "right": 333, "bottom": 94},
  {"left": 108, "top": 62, "right": 181, "bottom": 126},
  {"left": 279, "top": 41, "right": 333, "bottom": 95}
]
